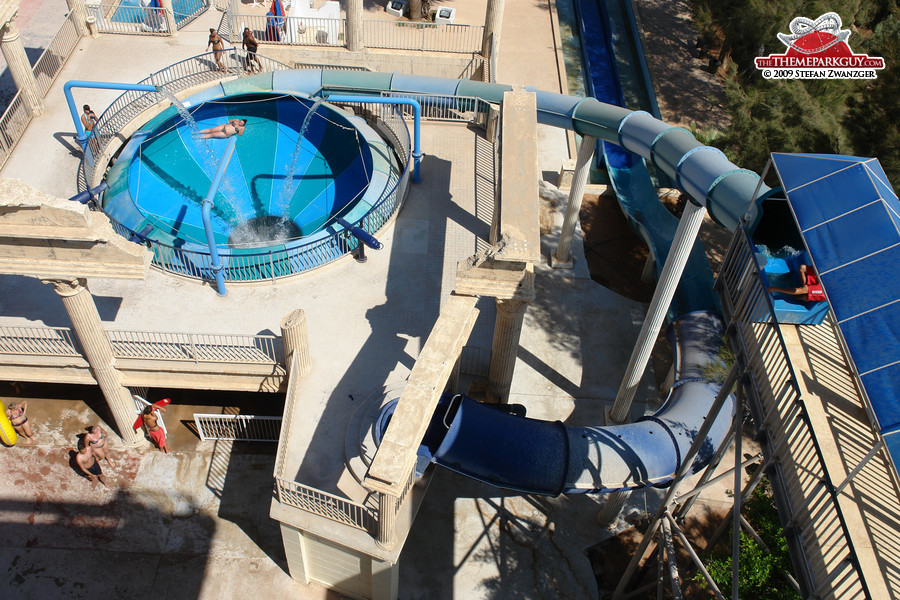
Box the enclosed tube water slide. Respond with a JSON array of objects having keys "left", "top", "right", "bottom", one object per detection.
[
  {"left": 103, "top": 66, "right": 767, "bottom": 493},
  {"left": 402, "top": 311, "right": 733, "bottom": 495}
]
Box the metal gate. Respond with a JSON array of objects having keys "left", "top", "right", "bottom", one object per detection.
[{"left": 194, "top": 413, "right": 281, "bottom": 441}]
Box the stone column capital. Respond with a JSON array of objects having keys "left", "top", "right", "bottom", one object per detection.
[
  {"left": 0, "top": 19, "right": 19, "bottom": 41},
  {"left": 43, "top": 277, "right": 88, "bottom": 297}
]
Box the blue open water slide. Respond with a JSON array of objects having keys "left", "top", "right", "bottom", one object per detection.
[{"left": 576, "top": 0, "right": 719, "bottom": 319}]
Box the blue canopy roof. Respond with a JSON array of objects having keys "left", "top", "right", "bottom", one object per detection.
[{"left": 772, "top": 153, "right": 900, "bottom": 449}]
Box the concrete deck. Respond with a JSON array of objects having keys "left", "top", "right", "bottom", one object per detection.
[{"left": 0, "top": 2, "right": 670, "bottom": 599}]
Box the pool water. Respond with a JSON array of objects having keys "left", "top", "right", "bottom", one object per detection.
[{"left": 103, "top": 93, "right": 379, "bottom": 251}]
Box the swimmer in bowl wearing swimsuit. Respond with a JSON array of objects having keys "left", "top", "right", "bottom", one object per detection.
[
  {"left": 6, "top": 400, "right": 35, "bottom": 444},
  {"left": 197, "top": 118, "right": 246, "bottom": 139}
]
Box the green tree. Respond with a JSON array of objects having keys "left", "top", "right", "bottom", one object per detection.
[
  {"left": 691, "top": 0, "right": 900, "bottom": 186},
  {"left": 694, "top": 477, "right": 799, "bottom": 599}
]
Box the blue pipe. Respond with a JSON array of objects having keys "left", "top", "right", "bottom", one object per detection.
[
  {"left": 68, "top": 182, "right": 109, "bottom": 204},
  {"left": 200, "top": 136, "right": 238, "bottom": 297},
  {"left": 64, "top": 80, "right": 158, "bottom": 145},
  {"left": 336, "top": 217, "right": 383, "bottom": 250},
  {"left": 322, "top": 94, "right": 422, "bottom": 183}
]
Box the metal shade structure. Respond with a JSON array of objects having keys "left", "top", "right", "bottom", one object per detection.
[{"left": 771, "top": 153, "right": 900, "bottom": 468}]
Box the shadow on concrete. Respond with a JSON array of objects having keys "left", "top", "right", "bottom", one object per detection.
[
  {"left": 0, "top": 48, "right": 46, "bottom": 113},
  {"left": 401, "top": 467, "right": 602, "bottom": 599},
  {"left": 293, "top": 153, "right": 468, "bottom": 492},
  {"left": 0, "top": 275, "right": 123, "bottom": 326},
  {"left": 0, "top": 490, "right": 215, "bottom": 598},
  {"left": 207, "top": 438, "right": 287, "bottom": 572},
  {"left": 53, "top": 131, "right": 85, "bottom": 159}
]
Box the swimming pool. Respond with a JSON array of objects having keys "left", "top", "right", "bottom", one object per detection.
[{"left": 101, "top": 91, "right": 401, "bottom": 280}]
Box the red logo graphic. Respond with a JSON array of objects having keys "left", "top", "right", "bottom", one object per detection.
[{"left": 755, "top": 12, "right": 885, "bottom": 79}]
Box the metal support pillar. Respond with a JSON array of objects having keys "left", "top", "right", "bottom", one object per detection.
[
  {"left": 610, "top": 200, "right": 707, "bottom": 423},
  {"left": 612, "top": 361, "right": 739, "bottom": 599},
  {"left": 553, "top": 134, "right": 596, "bottom": 268}
]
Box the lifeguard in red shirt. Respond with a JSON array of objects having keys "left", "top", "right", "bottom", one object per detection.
[{"left": 768, "top": 264, "right": 825, "bottom": 302}]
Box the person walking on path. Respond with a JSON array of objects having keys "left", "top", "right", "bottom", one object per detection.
[
  {"left": 86, "top": 425, "right": 114, "bottom": 468},
  {"left": 242, "top": 28, "right": 263, "bottom": 74},
  {"left": 6, "top": 400, "right": 35, "bottom": 444},
  {"left": 76, "top": 439, "right": 109, "bottom": 487},
  {"left": 207, "top": 28, "right": 226, "bottom": 72},
  {"left": 142, "top": 404, "right": 169, "bottom": 453}
]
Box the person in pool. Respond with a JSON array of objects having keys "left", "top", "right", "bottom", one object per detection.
[{"left": 197, "top": 119, "right": 246, "bottom": 139}]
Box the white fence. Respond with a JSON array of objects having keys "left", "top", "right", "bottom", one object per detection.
[
  {"left": 364, "top": 19, "right": 483, "bottom": 53},
  {"left": 195, "top": 413, "right": 281, "bottom": 441},
  {"left": 33, "top": 12, "right": 82, "bottom": 96},
  {"left": 88, "top": 4, "right": 172, "bottom": 36},
  {"left": 0, "top": 325, "right": 81, "bottom": 356},
  {"left": 0, "top": 11, "right": 82, "bottom": 170},
  {"left": 0, "top": 325, "right": 280, "bottom": 365},
  {"left": 106, "top": 330, "right": 280, "bottom": 364},
  {"left": 227, "top": 14, "right": 483, "bottom": 53}
]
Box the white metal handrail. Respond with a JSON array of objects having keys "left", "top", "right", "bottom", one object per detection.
[
  {"left": 106, "top": 330, "right": 280, "bottom": 364},
  {"left": 195, "top": 413, "right": 281, "bottom": 441},
  {"left": 364, "top": 19, "right": 483, "bottom": 54},
  {"left": 275, "top": 476, "right": 376, "bottom": 533},
  {"left": 0, "top": 92, "right": 31, "bottom": 170},
  {"left": 33, "top": 12, "right": 81, "bottom": 97},
  {"left": 0, "top": 12, "right": 83, "bottom": 170},
  {"left": 88, "top": 4, "right": 172, "bottom": 36},
  {"left": 0, "top": 325, "right": 81, "bottom": 356},
  {"left": 225, "top": 13, "right": 483, "bottom": 53},
  {"left": 273, "top": 353, "right": 376, "bottom": 533}
]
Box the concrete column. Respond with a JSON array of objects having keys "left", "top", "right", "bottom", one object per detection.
[
  {"left": 597, "top": 489, "right": 629, "bottom": 526},
  {"left": 280, "top": 309, "right": 311, "bottom": 377},
  {"left": 345, "top": 0, "right": 363, "bottom": 52},
  {"left": 228, "top": 0, "right": 240, "bottom": 43},
  {"left": 0, "top": 20, "right": 44, "bottom": 116},
  {"left": 157, "top": 0, "right": 178, "bottom": 35},
  {"left": 553, "top": 134, "right": 596, "bottom": 267},
  {"left": 609, "top": 201, "right": 707, "bottom": 423},
  {"left": 481, "top": 0, "right": 504, "bottom": 59},
  {"left": 371, "top": 558, "right": 399, "bottom": 600},
  {"left": 487, "top": 298, "right": 528, "bottom": 404},
  {"left": 65, "top": 0, "right": 89, "bottom": 36},
  {"left": 376, "top": 492, "right": 398, "bottom": 549},
  {"left": 46, "top": 278, "right": 142, "bottom": 445}
]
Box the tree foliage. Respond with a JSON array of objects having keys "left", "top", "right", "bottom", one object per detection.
[
  {"left": 691, "top": 0, "right": 900, "bottom": 184},
  {"left": 694, "top": 477, "right": 800, "bottom": 599}
]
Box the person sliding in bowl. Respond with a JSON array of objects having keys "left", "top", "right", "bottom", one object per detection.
[{"left": 197, "top": 118, "right": 246, "bottom": 139}]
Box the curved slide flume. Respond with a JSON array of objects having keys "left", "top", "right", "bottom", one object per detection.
[
  {"left": 576, "top": 0, "right": 719, "bottom": 320},
  {"left": 104, "top": 66, "right": 766, "bottom": 493}
]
